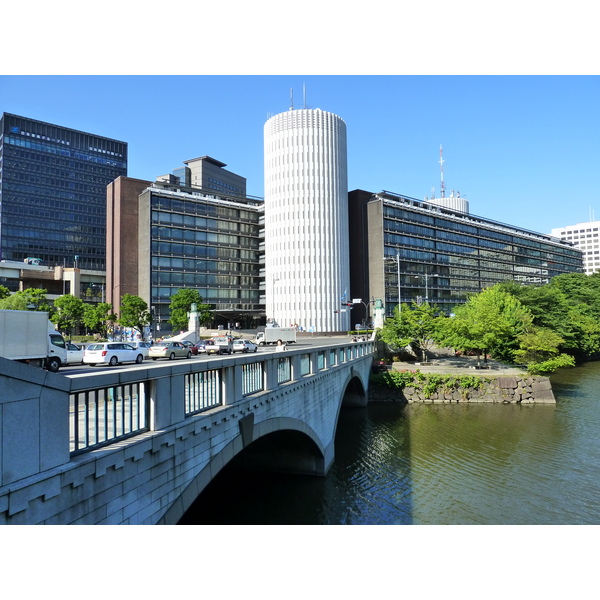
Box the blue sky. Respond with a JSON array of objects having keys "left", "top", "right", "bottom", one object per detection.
[{"left": 2, "top": 75, "right": 598, "bottom": 235}]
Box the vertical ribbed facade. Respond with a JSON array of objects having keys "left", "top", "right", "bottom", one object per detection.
[{"left": 264, "top": 108, "right": 349, "bottom": 332}]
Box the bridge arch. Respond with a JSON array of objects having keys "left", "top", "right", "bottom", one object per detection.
[
  {"left": 340, "top": 367, "right": 369, "bottom": 408},
  {"left": 160, "top": 417, "right": 327, "bottom": 524}
]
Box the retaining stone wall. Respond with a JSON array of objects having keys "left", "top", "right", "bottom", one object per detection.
[{"left": 369, "top": 374, "right": 555, "bottom": 404}]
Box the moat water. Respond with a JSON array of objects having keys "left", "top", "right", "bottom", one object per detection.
[{"left": 179, "top": 362, "right": 600, "bottom": 525}]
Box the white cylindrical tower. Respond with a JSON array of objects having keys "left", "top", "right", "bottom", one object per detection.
[{"left": 264, "top": 108, "right": 350, "bottom": 332}]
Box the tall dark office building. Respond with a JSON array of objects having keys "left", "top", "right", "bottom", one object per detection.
[{"left": 0, "top": 113, "right": 127, "bottom": 270}]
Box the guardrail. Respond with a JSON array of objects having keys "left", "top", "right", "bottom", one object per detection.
[{"left": 67, "top": 339, "right": 375, "bottom": 456}]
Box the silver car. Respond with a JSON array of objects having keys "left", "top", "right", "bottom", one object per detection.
[
  {"left": 149, "top": 341, "right": 192, "bottom": 360},
  {"left": 232, "top": 339, "right": 258, "bottom": 353}
]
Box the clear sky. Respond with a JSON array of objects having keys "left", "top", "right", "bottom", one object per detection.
[{"left": 2, "top": 74, "right": 598, "bottom": 236}]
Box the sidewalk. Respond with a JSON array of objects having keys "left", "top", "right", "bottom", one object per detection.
[{"left": 388, "top": 352, "right": 527, "bottom": 376}]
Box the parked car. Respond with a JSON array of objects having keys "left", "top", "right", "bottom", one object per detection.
[
  {"left": 181, "top": 340, "right": 195, "bottom": 349},
  {"left": 149, "top": 341, "right": 192, "bottom": 360},
  {"left": 202, "top": 340, "right": 217, "bottom": 354},
  {"left": 65, "top": 342, "right": 84, "bottom": 365},
  {"left": 233, "top": 339, "right": 258, "bottom": 353},
  {"left": 127, "top": 341, "right": 152, "bottom": 359},
  {"left": 191, "top": 341, "right": 208, "bottom": 355},
  {"left": 83, "top": 342, "right": 144, "bottom": 367}
]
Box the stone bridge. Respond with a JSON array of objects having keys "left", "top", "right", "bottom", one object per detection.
[{"left": 0, "top": 339, "right": 375, "bottom": 524}]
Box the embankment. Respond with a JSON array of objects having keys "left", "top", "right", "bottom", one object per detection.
[{"left": 369, "top": 372, "right": 555, "bottom": 404}]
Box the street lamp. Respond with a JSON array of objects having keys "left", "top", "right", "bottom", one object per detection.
[
  {"left": 414, "top": 273, "right": 438, "bottom": 303},
  {"left": 382, "top": 249, "right": 402, "bottom": 313}
]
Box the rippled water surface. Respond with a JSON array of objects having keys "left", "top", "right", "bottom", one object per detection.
[{"left": 180, "top": 363, "right": 600, "bottom": 525}]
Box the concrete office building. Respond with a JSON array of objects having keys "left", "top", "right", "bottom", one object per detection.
[
  {"left": 107, "top": 159, "right": 263, "bottom": 336},
  {"left": 349, "top": 189, "right": 583, "bottom": 323},
  {"left": 264, "top": 108, "right": 350, "bottom": 332},
  {"left": 551, "top": 221, "right": 600, "bottom": 275},
  {"left": 138, "top": 182, "right": 263, "bottom": 335},
  {"left": 161, "top": 156, "right": 247, "bottom": 198},
  {"left": 0, "top": 113, "right": 127, "bottom": 271}
]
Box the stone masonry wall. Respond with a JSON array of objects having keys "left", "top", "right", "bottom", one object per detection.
[{"left": 369, "top": 374, "right": 555, "bottom": 404}]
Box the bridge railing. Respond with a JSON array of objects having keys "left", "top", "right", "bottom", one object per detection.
[{"left": 67, "top": 339, "right": 375, "bottom": 456}]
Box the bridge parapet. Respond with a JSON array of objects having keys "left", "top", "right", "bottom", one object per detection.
[{"left": 0, "top": 339, "right": 375, "bottom": 524}]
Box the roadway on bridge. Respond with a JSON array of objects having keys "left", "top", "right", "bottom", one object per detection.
[{"left": 61, "top": 335, "right": 354, "bottom": 376}]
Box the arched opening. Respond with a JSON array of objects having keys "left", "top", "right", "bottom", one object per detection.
[
  {"left": 341, "top": 374, "right": 368, "bottom": 407},
  {"left": 177, "top": 428, "right": 325, "bottom": 524}
]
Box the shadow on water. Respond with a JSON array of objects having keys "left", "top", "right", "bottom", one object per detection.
[{"left": 178, "top": 402, "right": 414, "bottom": 525}]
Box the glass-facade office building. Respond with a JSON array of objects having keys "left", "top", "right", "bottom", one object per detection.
[
  {"left": 348, "top": 190, "right": 584, "bottom": 319},
  {"left": 0, "top": 113, "right": 127, "bottom": 270},
  {"left": 137, "top": 182, "right": 263, "bottom": 334}
]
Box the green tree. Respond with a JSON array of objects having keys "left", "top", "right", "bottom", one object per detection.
[
  {"left": 380, "top": 302, "right": 440, "bottom": 362},
  {"left": 0, "top": 285, "right": 10, "bottom": 300},
  {"left": 118, "top": 294, "right": 152, "bottom": 341},
  {"left": 498, "top": 279, "right": 600, "bottom": 358},
  {"left": 436, "top": 285, "right": 533, "bottom": 363},
  {"left": 168, "top": 288, "right": 212, "bottom": 332},
  {"left": 83, "top": 302, "right": 117, "bottom": 339},
  {"left": 51, "top": 294, "right": 86, "bottom": 339},
  {"left": 0, "top": 287, "right": 51, "bottom": 312}
]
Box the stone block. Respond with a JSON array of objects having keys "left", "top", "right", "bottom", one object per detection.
[{"left": 497, "top": 377, "right": 518, "bottom": 389}]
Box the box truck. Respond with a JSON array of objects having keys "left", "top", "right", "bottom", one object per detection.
[
  {"left": 255, "top": 327, "right": 297, "bottom": 346},
  {"left": 0, "top": 310, "right": 67, "bottom": 372}
]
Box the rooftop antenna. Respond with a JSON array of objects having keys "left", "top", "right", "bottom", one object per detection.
[
  {"left": 303, "top": 82, "right": 306, "bottom": 109},
  {"left": 439, "top": 144, "right": 446, "bottom": 198},
  {"left": 290, "top": 88, "right": 294, "bottom": 110}
]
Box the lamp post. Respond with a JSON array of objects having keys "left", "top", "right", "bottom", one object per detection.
[{"left": 415, "top": 273, "right": 438, "bottom": 303}]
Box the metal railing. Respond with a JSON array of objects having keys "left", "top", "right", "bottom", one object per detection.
[
  {"left": 185, "top": 370, "right": 222, "bottom": 416},
  {"left": 242, "top": 362, "right": 264, "bottom": 396},
  {"left": 70, "top": 382, "right": 148, "bottom": 455},
  {"left": 277, "top": 356, "right": 291, "bottom": 383}
]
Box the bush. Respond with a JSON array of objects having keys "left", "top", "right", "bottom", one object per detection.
[{"left": 526, "top": 354, "right": 576, "bottom": 375}]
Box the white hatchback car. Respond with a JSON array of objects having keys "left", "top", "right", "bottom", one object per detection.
[
  {"left": 83, "top": 342, "right": 145, "bottom": 367},
  {"left": 232, "top": 339, "right": 258, "bottom": 353}
]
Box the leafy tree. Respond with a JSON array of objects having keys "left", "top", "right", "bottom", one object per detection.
[
  {"left": 380, "top": 302, "right": 439, "bottom": 362},
  {"left": 499, "top": 279, "right": 600, "bottom": 358},
  {"left": 436, "top": 285, "right": 533, "bottom": 363},
  {"left": 83, "top": 302, "right": 117, "bottom": 339},
  {"left": 169, "top": 288, "right": 212, "bottom": 332},
  {"left": 513, "top": 326, "right": 570, "bottom": 366},
  {"left": 0, "top": 285, "right": 10, "bottom": 300},
  {"left": 51, "top": 294, "right": 86, "bottom": 339},
  {"left": 118, "top": 294, "right": 152, "bottom": 341},
  {"left": 0, "top": 287, "right": 51, "bottom": 312}
]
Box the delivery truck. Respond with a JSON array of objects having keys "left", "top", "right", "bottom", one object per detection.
[
  {"left": 0, "top": 310, "right": 67, "bottom": 372},
  {"left": 255, "top": 327, "right": 297, "bottom": 346}
]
